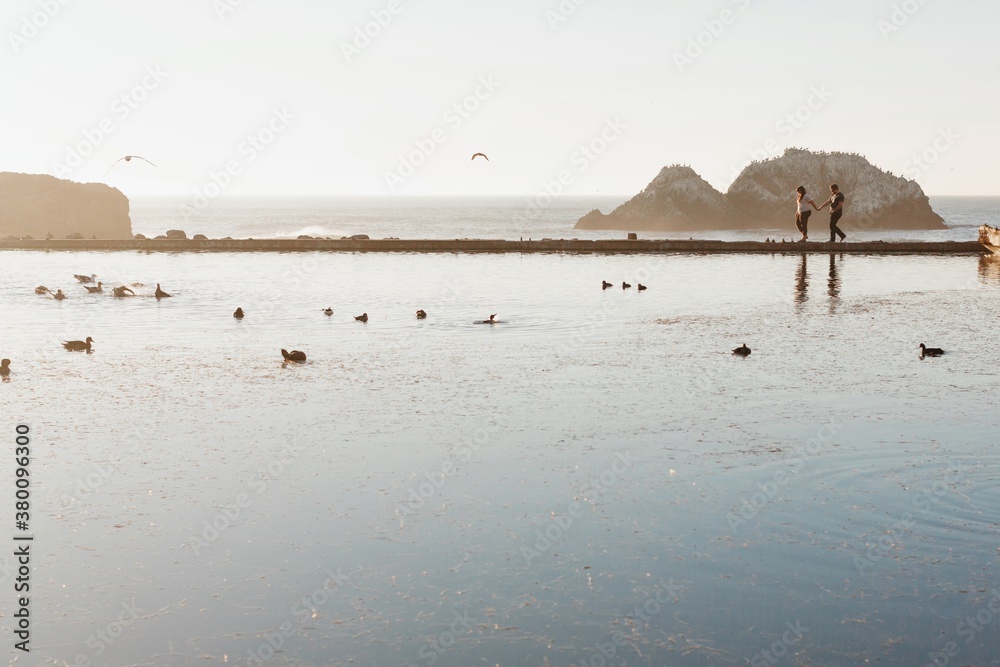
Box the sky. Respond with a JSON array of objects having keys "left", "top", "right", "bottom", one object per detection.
[{"left": 1, "top": 0, "right": 998, "bottom": 199}]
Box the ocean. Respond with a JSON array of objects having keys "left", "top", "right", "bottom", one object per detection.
[{"left": 1, "top": 196, "right": 998, "bottom": 666}]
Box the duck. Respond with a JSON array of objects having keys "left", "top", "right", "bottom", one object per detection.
[
  {"left": 34, "top": 286, "right": 49, "bottom": 295},
  {"left": 416, "top": 309, "right": 427, "bottom": 319},
  {"left": 0, "top": 359, "right": 10, "bottom": 378},
  {"left": 481, "top": 313, "right": 498, "bottom": 324},
  {"left": 919, "top": 343, "right": 944, "bottom": 358},
  {"left": 63, "top": 337, "right": 94, "bottom": 352},
  {"left": 74, "top": 273, "right": 97, "bottom": 284},
  {"left": 733, "top": 343, "right": 751, "bottom": 357},
  {"left": 233, "top": 307, "right": 245, "bottom": 319},
  {"left": 281, "top": 348, "right": 306, "bottom": 362},
  {"left": 84, "top": 281, "right": 104, "bottom": 293},
  {"left": 355, "top": 313, "right": 368, "bottom": 322},
  {"left": 622, "top": 282, "right": 631, "bottom": 289},
  {"left": 322, "top": 307, "right": 333, "bottom": 316},
  {"left": 112, "top": 286, "right": 135, "bottom": 297},
  {"left": 154, "top": 283, "right": 172, "bottom": 298},
  {"left": 602, "top": 281, "right": 613, "bottom": 290},
  {"left": 637, "top": 284, "right": 647, "bottom": 291},
  {"left": 52, "top": 289, "right": 66, "bottom": 300}
]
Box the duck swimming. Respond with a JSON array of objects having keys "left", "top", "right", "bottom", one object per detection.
[
  {"left": 637, "top": 284, "right": 647, "bottom": 291},
  {"left": 602, "top": 281, "right": 613, "bottom": 290},
  {"left": 63, "top": 337, "right": 94, "bottom": 352},
  {"left": 52, "top": 289, "right": 66, "bottom": 300},
  {"left": 0, "top": 359, "right": 10, "bottom": 378},
  {"left": 34, "top": 286, "right": 49, "bottom": 294},
  {"left": 112, "top": 286, "right": 135, "bottom": 297},
  {"left": 355, "top": 313, "right": 368, "bottom": 322},
  {"left": 234, "top": 307, "right": 245, "bottom": 319},
  {"left": 416, "top": 309, "right": 427, "bottom": 319},
  {"left": 919, "top": 343, "right": 945, "bottom": 357},
  {"left": 154, "top": 284, "right": 172, "bottom": 298},
  {"left": 84, "top": 282, "right": 104, "bottom": 293},
  {"left": 733, "top": 343, "right": 751, "bottom": 357},
  {"left": 281, "top": 348, "right": 306, "bottom": 362},
  {"left": 481, "top": 313, "right": 498, "bottom": 324},
  {"left": 322, "top": 307, "right": 333, "bottom": 316},
  {"left": 622, "top": 282, "right": 631, "bottom": 289}
]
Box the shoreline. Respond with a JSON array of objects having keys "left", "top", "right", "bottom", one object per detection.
[{"left": 0, "top": 238, "right": 990, "bottom": 254}]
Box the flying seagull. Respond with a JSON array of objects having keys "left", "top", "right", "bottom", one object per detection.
[
  {"left": 471, "top": 153, "right": 489, "bottom": 161},
  {"left": 106, "top": 155, "right": 157, "bottom": 176}
]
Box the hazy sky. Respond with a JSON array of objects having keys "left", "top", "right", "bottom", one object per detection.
[{"left": 2, "top": 0, "right": 997, "bottom": 198}]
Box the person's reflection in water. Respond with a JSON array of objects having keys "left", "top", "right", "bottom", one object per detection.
[
  {"left": 828, "top": 253, "right": 842, "bottom": 313},
  {"left": 795, "top": 253, "right": 808, "bottom": 307}
]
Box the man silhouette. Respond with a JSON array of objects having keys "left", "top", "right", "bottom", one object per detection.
[{"left": 820, "top": 184, "right": 847, "bottom": 242}]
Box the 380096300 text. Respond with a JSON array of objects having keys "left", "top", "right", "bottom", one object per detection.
[{"left": 14, "top": 424, "right": 33, "bottom": 653}]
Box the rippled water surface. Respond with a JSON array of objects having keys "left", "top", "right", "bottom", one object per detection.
[{"left": 1, "top": 248, "right": 999, "bottom": 666}]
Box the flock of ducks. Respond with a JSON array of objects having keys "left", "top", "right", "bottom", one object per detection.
[
  {"left": 603, "top": 280, "right": 647, "bottom": 291},
  {"left": 34, "top": 273, "right": 172, "bottom": 301},
  {"left": 0, "top": 273, "right": 948, "bottom": 377}
]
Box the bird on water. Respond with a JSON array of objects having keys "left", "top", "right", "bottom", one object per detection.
[
  {"left": 622, "top": 282, "right": 631, "bottom": 289},
  {"left": 637, "top": 284, "right": 647, "bottom": 291},
  {"left": 85, "top": 282, "right": 104, "bottom": 293},
  {"left": 63, "top": 337, "right": 94, "bottom": 352},
  {"left": 155, "top": 284, "right": 172, "bottom": 299},
  {"left": 602, "top": 281, "right": 612, "bottom": 290},
  {"left": 481, "top": 314, "right": 498, "bottom": 324},
  {"left": 0, "top": 359, "right": 10, "bottom": 378},
  {"left": 322, "top": 307, "right": 333, "bottom": 316},
  {"left": 74, "top": 274, "right": 97, "bottom": 283},
  {"left": 113, "top": 286, "right": 135, "bottom": 297},
  {"left": 34, "top": 286, "right": 49, "bottom": 294},
  {"left": 281, "top": 349, "right": 306, "bottom": 362},
  {"left": 52, "top": 289, "right": 66, "bottom": 300},
  {"left": 234, "top": 308, "right": 245, "bottom": 319},
  {"left": 733, "top": 344, "right": 751, "bottom": 357},
  {"left": 919, "top": 343, "right": 945, "bottom": 358},
  {"left": 416, "top": 309, "right": 427, "bottom": 319},
  {"left": 355, "top": 313, "right": 368, "bottom": 322}
]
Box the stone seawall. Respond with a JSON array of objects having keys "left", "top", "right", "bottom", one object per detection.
[{"left": 0, "top": 238, "right": 988, "bottom": 255}]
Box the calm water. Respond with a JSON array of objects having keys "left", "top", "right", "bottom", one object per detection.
[{"left": 1, "top": 205, "right": 999, "bottom": 666}]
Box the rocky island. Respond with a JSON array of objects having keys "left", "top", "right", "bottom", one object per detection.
[
  {"left": 0, "top": 172, "right": 132, "bottom": 239},
  {"left": 576, "top": 149, "right": 946, "bottom": 232}
]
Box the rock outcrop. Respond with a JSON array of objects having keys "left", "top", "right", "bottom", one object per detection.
[
  {"left": 577, "top": 165, "right": 736, "bottom": 231},
  {"left": 576, "top": 149, "right": 946, "bottom": 231},
  {"left": 0, "top": 172, "right": 132, "bottom": 239}
]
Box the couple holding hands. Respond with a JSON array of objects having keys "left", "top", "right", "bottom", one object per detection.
[{"left": 795, "top": 184, "right": 847, "bottom": 243}]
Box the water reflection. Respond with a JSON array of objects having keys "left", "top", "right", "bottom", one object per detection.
[
  {"left": 979, "top": 253, "right": 1000, "bottom": 283},
  {"left": 828, "top": 253, "right": 842, "bottom": 312},
  {"left": 794, "top": 254, "right": 808, "bottom": 307}
]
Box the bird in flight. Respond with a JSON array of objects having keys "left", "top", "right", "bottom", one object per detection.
[
  {"left": 471, "top": 153, "right": 489, "bottom": 161},
  {"left": 106, "top": 155, "right": 157, "bottom": 176}
]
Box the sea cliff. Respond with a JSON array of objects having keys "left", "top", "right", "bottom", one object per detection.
[{"left": 0, "top": 172, "right": 132, "bottom": 239}]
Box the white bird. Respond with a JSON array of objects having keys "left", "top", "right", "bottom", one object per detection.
[{"left": 106, "top": 155, "right": 157, "bottom": 176}]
